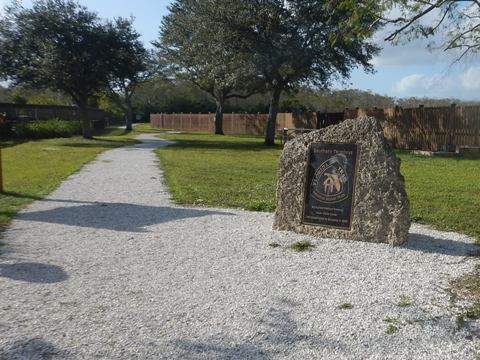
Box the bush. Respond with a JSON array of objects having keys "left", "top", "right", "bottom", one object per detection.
[
  {"left": 14, "top": 118, "right": 82, "bottom": 139},
  {"left": 0, "top": 122, "right": 13, "bottom": 138},
  {"left": 0, "top": 113, "right": 13, "bottom": 138}
]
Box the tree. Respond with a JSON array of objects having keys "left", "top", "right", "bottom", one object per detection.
[
  {"left": 224, "top": 0, "right": 381, "bottom": 145},
  {"left": 384, "top": 1, "right": 480, "bottom": 62},
  {"left": 157, "top": 0, "right": 262, "bottom": 135},
  {"left": 106, "top": 19, "right": 149, "bottom": 131},
  {"left": 0, "top": 0, "right": 144, "bottom": 138},
  {"left": 132, "top": 76, "right": 216, "bottom": 114}
]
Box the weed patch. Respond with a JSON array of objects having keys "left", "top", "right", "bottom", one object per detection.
[
  {"left": 397, "top": 295, "right": 412, "bottom": 308},
  {"left": 286, "top": 240, "right": 314, "bottom": 252},
  {"left": 386, "top": 324, "right": 398, "bottom": 334}
]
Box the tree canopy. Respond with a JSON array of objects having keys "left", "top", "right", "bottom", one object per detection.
[
  {"left": 157, "top": 0, "right": 262, "bottom": 134},
  {"left": 0, "top": 0, "right": 145, "bottom": 137},
  {"left": 220, "top": 0, "right": 382, "bottom": 144}
]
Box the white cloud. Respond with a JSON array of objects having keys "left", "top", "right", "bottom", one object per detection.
[
  {"left": 392, "top": 73, "right": 453, "bottom": 95},
  {"left": 459, "top": 67, "right": 480, "bottom": 90},
  {"left": 372, "top": 40, "right": 450, "bottom": 67},
  {"left": 392, "top": 74, "right": 424, "bottom": 94},
  {"left": 392, "top": 67, "right": 480, "bottom": 99}
]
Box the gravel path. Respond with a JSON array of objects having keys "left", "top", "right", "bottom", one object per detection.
[{"left": 0, "top": 134, "right": 479, "bottom": 359}]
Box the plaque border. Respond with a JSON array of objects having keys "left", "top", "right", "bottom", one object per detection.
[{"left": 301, "top": 142, "right": 360, "bottom": 230}]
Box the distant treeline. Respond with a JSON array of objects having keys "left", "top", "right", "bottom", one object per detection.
[{"left": 2, "top": 78, "right": 480, "bottom": 116}]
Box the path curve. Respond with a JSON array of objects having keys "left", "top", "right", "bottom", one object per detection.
[{"left": 0, "top": 134, "right": 478, "bottom": 359}]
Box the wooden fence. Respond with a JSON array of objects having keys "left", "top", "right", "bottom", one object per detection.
[
  {"left": 150, "top": 105, "right": 480, "bottom": 151},
  {"left": 345, "top": 105, "right": 480, "bottom": 151},
  {"left": 150, "top": 112, "right": 318, "bottom": 135},
  {"left": 0, "top": 102, "right": 108, "bottom": 121}
]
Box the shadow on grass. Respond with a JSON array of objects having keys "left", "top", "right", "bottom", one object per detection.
[
  {"left": 0, "top": 191, "right": 43, "bottom": 201},
  {"left": 164, "top": 138, "right": 283, "bottom": 152},
  {"left": 0, "top": 139, "right": 30, "bottom": 149},
  {"left": 55, "top": 139, "right": 136, "bottom": 148}
]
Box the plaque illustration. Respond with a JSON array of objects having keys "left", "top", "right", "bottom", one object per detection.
[
  {"left": 311, "top": 153, "right": 350, "bottom": 203},
  {"left": 302, "top": 143, "right": 358, "bottom": 229}
]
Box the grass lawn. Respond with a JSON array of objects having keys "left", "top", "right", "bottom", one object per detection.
[
  {"left": 0, "top": 124, "right": 160, "bottom": 235},
  {"left": 156, "top": 132, "right": 282, "bottom": 211},
  {"left": 156, "top": 132, "right": 480, "bottom": 241}
]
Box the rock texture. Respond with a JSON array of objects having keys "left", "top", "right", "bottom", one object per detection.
[{"left": 273, "top": 116, "right": 410, "bottom": 245}]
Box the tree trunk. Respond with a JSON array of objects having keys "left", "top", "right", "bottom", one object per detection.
[
  {"left": 214, "top": 98, "right": 225, "bottom": 135},
  {"left": 78, "top": 98, "right": 93, "bottom": 139},
  {"left": 265, "top": 84, "right": 282, "bottom": 146},
  {"left": 125, "top": 98, "right": 133, "bottom": 131}
]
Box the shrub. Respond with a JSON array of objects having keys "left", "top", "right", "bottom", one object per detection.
[
  {"left": 0, "top": 113, "right": 13, "bottom": 138},
  {"left": 14, "top": 118, "right": 82, "bottom": 139}
]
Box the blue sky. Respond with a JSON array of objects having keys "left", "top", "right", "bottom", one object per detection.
[{"left": 2, "top": 0, "right": 480, "bottom": 100}]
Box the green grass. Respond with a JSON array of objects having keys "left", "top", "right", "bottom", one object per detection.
[
  {"left": 155, "top": 132, "right": 281, "bottom": 211},
  {"left": 0, "top": 124, "right": 160, "bottom": 233},
  {"left": 154, "top": 133, "right": 480, "bottom": 241},
  {"left": 397, "top": 151, "right": 480, "bottom": 241}
]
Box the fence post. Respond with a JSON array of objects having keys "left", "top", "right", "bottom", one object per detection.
[{"left": 449, "top": 103, "right": 456, "bottom": 146}]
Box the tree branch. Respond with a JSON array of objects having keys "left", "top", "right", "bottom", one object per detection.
[{"left": 384, "top": 0, "right": 448, "bottom": 42}]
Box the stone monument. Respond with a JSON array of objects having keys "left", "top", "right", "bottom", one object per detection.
[{"left": 273, "top": 116, "right": 410, "bottom": 245}]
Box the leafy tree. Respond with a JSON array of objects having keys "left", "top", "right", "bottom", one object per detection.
[
  {"left": 0, "top": 0, "right": 145, "bottom": 138},
  {"left": 384, "top": 1, "right": 480, "bottom": 62},
  {"left": 157, "top": 0, "right": 262, "bottom": 135},
  {"left": 224, "top": 0, "right": 382, "bottom": 145},
  {"left": 132, "top": 76, "right": 215, "bottom": 114},
  {"left": 106, "top": 19, "right": 150, "bottom": 131}
]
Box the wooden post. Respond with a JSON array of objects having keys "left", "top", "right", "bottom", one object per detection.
[{"left": 0, "top": 147, "right": 3, "bottom": 193}]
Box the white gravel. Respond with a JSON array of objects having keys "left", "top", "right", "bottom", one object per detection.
[{"left": 0, "top": 133, "right": 479, "bottom": 359}]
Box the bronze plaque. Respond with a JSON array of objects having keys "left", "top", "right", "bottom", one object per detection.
[{"left": 302, "top": 143, "right": 358, "bottom": 229}]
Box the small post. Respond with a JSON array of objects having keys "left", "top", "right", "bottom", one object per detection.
[{"left": 0, "top": 146, "right": 3, "bottom": 193}]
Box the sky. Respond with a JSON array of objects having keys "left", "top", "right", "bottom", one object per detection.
[{"left": 1, "top": 0, "right": 480, "bottom": 101}]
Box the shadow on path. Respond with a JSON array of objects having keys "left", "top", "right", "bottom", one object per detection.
[
  {"left": 172, "top": 297, "right": 345, "bottom": 359},
  {"left": 0, "top": 338, "right": 71, "bottom": 359},
  {"left": 405, "top": 232, "right": 479, "bottom": 257},
  {"left": 18, "top": 203, "right": 233, "bottom": 232},
  {"left": 127, "top": 137, "right": 172, "bottom": 150},
  {"left": 0, "top": 262, "right": 68, "bottom": 283}
]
